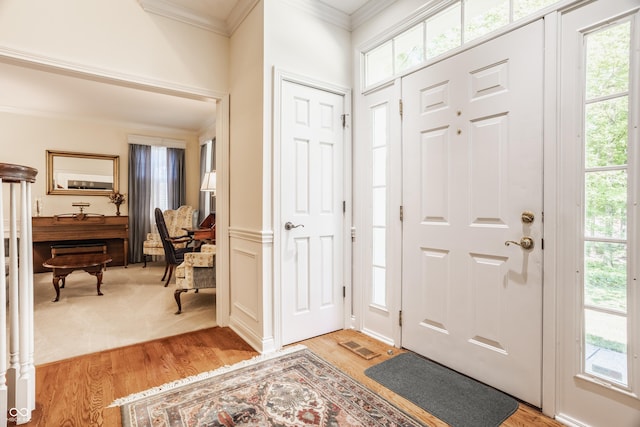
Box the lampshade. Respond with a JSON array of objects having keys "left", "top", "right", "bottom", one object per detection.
[{"left": 200, "top": 171, "right": 217, "bottom": 194}]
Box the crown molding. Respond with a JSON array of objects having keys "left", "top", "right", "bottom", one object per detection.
[
  {"left": 351, "top": 0, "right": 397, "bottom": 30},
  {"left": 280, "top": 0, "right": 395, "bottom": 31},
  {"left": 139, "top": 0, "right": 394, "bottom": 34},
  {"left": 227, "top": 0, "right": 261, "bottom": 36},
  {"left": 138, "top": 0, "right": 259, "bottom": 36},
  {"left": 281, "top": 0, "right": 351, "bottom": 30},
  {"left": 138, "top": 0, "right": 229, "bottom": 35}
]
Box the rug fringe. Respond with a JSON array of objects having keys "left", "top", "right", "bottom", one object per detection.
[{"left": 108, "top": 344, "right": 307, "bottom": 407}]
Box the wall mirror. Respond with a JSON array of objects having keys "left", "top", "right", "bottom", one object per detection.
[{"left": 47, "top": 150, "right": 119, "bottom": 196}]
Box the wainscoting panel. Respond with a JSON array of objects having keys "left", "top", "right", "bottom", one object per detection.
[{"left": 228, "top": 227, "right": 274, "bottom": 353}]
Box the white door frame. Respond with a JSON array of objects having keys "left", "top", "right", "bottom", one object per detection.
[
  {"left": 272, "top": 68, "right": 353, "bottom": 349},
  {"left": 352, "top": 79, "right": 403, "bottom": 347}
]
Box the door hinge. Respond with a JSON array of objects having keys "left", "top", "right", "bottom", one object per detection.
[
  {"left": 399, "top": 99, "right": 403, "bottom": 118},
  {"left": 343, "top": 286, "right": 346, "bottom": 298},
  {"left": 343, "top": 200, "right": 346, "bottom": 213},
  {"left": 400, "top": 205, "right": 404, "bottom": 221},
  {"left": 541, "top": 238, "right": 544, "bottom": 250},
  {"left": 341, "top": 114, "right": 349, "bottom": 128},
  {"left": 351, "top": 227, "right": 356, "bottom": 242},
  {"left": 399, "top": 310, "right": 403, "bottom": 327}
]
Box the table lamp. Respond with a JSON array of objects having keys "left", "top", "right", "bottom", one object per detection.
[{"left": 200, "top": 171, "right": 216, "bottom": 228}]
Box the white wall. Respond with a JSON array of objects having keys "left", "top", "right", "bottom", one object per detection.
[{"left": 225, "top": 0, "right": 352, "bottom": 352}]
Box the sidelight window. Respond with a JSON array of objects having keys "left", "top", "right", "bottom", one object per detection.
[{"left": 581, "top": 20, "right": 633, "bottom": 388}]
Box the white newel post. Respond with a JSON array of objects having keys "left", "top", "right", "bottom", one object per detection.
[{"left": 0, "top": 163, "right": 38, "bottom": 426}]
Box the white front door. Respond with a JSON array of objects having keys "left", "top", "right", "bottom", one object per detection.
[
  {"left": 401, "top": 20, "right": 544, "bottom": 406},
  {"left": 280, "top": 80, "right": 345, "bottom": 345},
  {"left": 556, "top": 1, "right": 640, "bottom": 426}
]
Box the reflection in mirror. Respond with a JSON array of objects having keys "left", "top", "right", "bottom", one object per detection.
[{"left": 47, "top": 150, "right": 119, "bottom": 196}]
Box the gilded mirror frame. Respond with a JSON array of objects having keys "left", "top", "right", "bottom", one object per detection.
[{"left": 46, "top": 150, "right": 119, "bottom": 196}]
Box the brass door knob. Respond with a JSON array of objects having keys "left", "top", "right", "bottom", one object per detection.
[{"left": 505, "top": 237, "right": 534, "bottom": 250}]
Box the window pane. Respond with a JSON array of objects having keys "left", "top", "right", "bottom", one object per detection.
[
  {"left": 426, "top": 3, "right": 461, "bottom": 59},
  {"left": 585, "top": 170, "right": 627, "bottom": 240},
  {"left": 372, "top": 227, "right": 386, "bottom": 267},
  {"left": 464, "top": 0, "right": 509, "bottom": 42},
  {"left": 366, "top": 41, "right": 393, "bottom": 86},
  {"left": 585, "top": 22, "right": 630, "bottom": 100},
  {"left": 585, "top": 308, "right": 627, "bottom": 385},
  {"left": 373, "top": 187, "right": 386, "bottom": 226},
  {"left": 395, "top": 23, "right": 425, "bottom": 73},
  {"left": 372, "top": 105, "right": 388, "bottom": 148},
  {"left": 373, "top": 147, "right": 387, "bottom": 187},
  {"left": 513, "top": 0, "right": 557, "bottom": 21},
  {"left": 372, "top": 265, "right": 387, "bottom": 306},
  {"left": 585, "top": 97, "right": 628, "bottom": 168},
  {"left": 584, "top": 241, "right": 627, "bottom": 311}
]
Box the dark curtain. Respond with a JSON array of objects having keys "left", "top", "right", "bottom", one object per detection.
[
  {"left": 128, "top": 144, "right": 151, "bottom": 264},
  {"left": 166, "top": 147, "right": 186, "bottom": 209}
]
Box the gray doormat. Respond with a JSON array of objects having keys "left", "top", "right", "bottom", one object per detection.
[{"left": 365, "top": 352, "right": 519, "bottom": 427}]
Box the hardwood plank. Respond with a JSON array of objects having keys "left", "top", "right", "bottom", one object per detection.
[
  {"left": 23, "top": 327, "right": 561, "bottom": 426},
  {"left": 298, "top": 329, "right": 563, "bottom": 427}
]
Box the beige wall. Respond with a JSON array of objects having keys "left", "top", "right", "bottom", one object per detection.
[
  {"left": 229, "top": 1, "right": 264, "bottom": 230},
  {"left": 0, "top": 112, "right": 200, "bottom": 217},
  {"left": 0, "top": 0, "right": 230, "bottom": 218},
  {"left": 0, "top": 0, "right": 228, "bottom": 90}
]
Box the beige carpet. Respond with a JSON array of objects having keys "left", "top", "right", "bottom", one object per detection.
[{"left": 33, "top": 261, "right": 216, "bottom": 365}]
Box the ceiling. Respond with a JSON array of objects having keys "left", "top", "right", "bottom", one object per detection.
[{"left": 0, "top": 0, "right": 377, "bottom": 134}]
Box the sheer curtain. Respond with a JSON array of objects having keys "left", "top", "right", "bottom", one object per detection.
[{"left": 128, "top": 143, "right": 186, "bottom": 264}]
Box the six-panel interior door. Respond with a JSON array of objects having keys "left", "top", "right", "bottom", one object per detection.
[
  {"left": 401, "top": 20, "right": 544, "bottom": 406},
  {"left": 280, "top": 80, "right": 345, "bottom": 345}
]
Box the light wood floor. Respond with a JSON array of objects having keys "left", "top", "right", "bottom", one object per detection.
[{"left": 24, "top": 327, "right": 563, "bottom": 426}]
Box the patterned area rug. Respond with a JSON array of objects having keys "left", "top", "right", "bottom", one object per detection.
[{"left": 111, "top": 345, "right": 426, "bottom": 426}]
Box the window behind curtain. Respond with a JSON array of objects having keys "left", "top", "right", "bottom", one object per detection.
[
  {"left": 150, "top": 145, "right": 169, "bottom": 226},
  {"left": 128, "top": 142, "right": 186, "bottom": 264}
]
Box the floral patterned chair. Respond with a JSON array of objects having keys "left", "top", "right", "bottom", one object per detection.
[
  {"left": 174, "top": 244, "right": 216, "bottom": 314},
  {"left": 143, "top": 205, "right": 195, "bottom": 274}
]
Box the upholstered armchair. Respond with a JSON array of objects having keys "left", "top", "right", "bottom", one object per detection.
[
  {"left": 143, "top": 205, "right": 195, "bottom": 270},
  {"left": 174, "top": 244, "right": 216, "bottom": 314}
]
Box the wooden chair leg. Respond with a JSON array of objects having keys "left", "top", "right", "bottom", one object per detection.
[
  {"left": 174, "top": 289, "right": 188, "bottom": 314},
  {"left": 161, "top": 262, "right": 169, "bottom": 281},
  {"left": 143, "top": 254, "right": 147, "bottom": 268},
  {"left": 164, "top": 264, "right": 175, "bottom": 287}
]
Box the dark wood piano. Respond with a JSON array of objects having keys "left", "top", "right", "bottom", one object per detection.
[{"left": 32, "top": 215, "right": 128, "bottom": 273}]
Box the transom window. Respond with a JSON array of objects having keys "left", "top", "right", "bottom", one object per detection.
[{"left": 363, "top": 0, "right": 558, "bottom": 87}]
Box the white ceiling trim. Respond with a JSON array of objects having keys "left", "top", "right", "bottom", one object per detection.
[
  {"left": 138, "top": 0, "right": 260, "bottom": 36},
  {"left": 351, "top": 0, "right": 397, "bottom": 30},
  {"left": 0, "top": 45, "right": 223, "bottom": 102},
  {"left": 138, "top": 0, "right": 229, "bottom": 35},
  {"left": 226, "top": 0, "right": 261, "bottom": 36},
  {"left": 281, "top": 0, "right": 351, "bottom": 30},
  {"left": 139, "top": 0, "right": 395, "bottom": 34}
]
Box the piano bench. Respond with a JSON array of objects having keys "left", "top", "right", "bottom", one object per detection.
[{"left": 51, "top": 241, "right": 108, "bottom": 258}]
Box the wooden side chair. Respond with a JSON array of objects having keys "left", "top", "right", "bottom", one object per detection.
[
  {"left": 154, "top": 207, "right": 198, "bottom": 287},
  {"left": 142, "top": 205, "right": 195, "bottom": 268}
]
